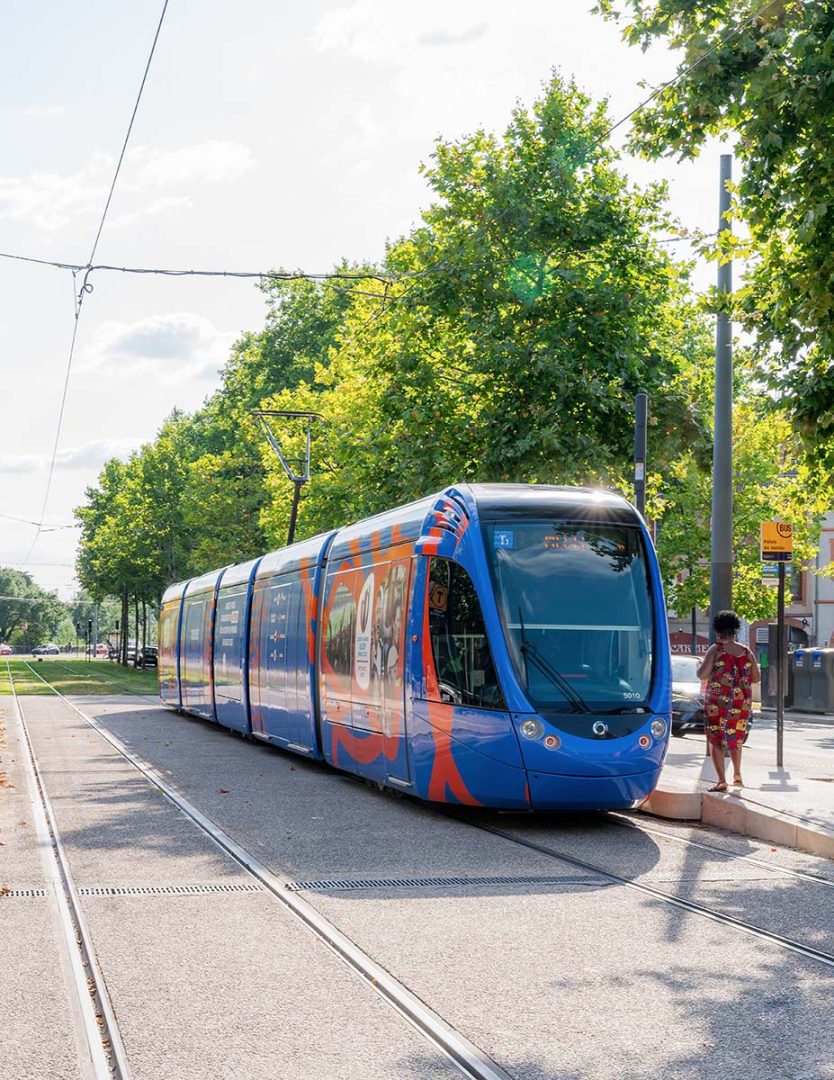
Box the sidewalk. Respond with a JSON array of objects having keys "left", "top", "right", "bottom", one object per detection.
[{"left": 643, "top": 708, "right": 834, "bottom": 859}]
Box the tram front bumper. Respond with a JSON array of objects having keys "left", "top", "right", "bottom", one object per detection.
[{"left": 526, "top": 767, "right": 661, "bottom": 811}]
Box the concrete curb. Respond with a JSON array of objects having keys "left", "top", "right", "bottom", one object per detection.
[{"left": 640, "top": 785, "right": 834, "bottom": 860}]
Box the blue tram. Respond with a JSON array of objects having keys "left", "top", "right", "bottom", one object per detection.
[{"left": 158, "top": 484, "right": 671, "bottom": 810}]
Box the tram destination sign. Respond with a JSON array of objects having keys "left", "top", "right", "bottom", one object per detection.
[{"left": 760, "top": 521, "right": 793, "bottom": 563}]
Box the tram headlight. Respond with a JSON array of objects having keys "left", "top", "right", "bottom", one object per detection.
[
  {"left": 519, "top": 718, "right": 544, "bottom": 740},
  {"left": 650, "top": 718, "right": 667, "bottom": 740}
]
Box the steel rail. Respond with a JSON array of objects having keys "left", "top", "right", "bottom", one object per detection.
[
  {"left": 47, "top": 658, "right": 163, "bottom": 704},
  {"left": 608, "top": 812, "right": 834, "bottom": 892},
  {"left": 16, "top": 661, "right": 513, "bottom": 1080},
  {"left": 447, "top": 813, "right": 834, "bottom": 971},
  {"left": 6, "top": 660, "right": 131, "bottom": 1079}
]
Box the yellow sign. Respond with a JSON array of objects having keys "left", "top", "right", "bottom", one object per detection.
[{"left": 761, "top": 521, "right": 793, "bottom": 562}]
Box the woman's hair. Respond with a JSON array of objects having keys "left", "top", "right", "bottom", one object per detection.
[{"left": 713, "top": 609, "right": 741, "bottom": 637}]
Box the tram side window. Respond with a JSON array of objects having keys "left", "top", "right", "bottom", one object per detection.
[
  {"left": 324, "top": 580, "right": 355, "bottom": 690},
  {"left": 428, "top": 558, "right": 505, "bottom": 710}
]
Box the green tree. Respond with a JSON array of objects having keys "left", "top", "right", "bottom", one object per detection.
[
  {"left": 260, "top": 74, "right": 713, "bottom": 542},
  {"left": 652, "top": 392, "right": 828, "bottom": 621},
  {"left": 596, "top": 0, "right": 834, "bottom": 463},
  {"left": 0, "top": 568, "right": 66, "bottom": 648}
]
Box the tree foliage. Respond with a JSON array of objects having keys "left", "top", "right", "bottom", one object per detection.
[
  {"left": 596, "top": 0, "right": 834, "bottom": 464},
  {"left": 0, "top": 568, "right": 67, "bottom": 647},
  {"left": 76, "top": 72, "right": 831, "bottom": 629},
  {"left": 260, "top": 74, "right": 714, "bottom": 540}
]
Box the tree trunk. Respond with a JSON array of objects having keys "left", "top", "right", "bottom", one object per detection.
[
  {"left": 121, "top": 588, "right": 129, "bottom": 666},
  {"left": 134, "top": 596, "right": 139, "bottom": 666}
]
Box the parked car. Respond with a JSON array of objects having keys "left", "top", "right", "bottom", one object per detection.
[
  {"left": 32, "top": 643, "right": 60, "bottom": 656},
  {"left": 85, "top": 643, "right": 109, "bottom": 657},
  {"left": 0, "top": 643, "right": 12, "bottom": 655},
  {"left": 136, "top": 646, "right": 158, "bottom": 669},
  {"left": 671, "top": 653, "right": 752, "bottom": 743}
]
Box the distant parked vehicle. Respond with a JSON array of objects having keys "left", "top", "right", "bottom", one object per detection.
[
  {"left": 85, "top": 643, "right": 109, "bottom": 657},
  {"left": 136, "top": 646, "right": 158, "bottom": 669},
  {"left": 32, "top": 643, "right": 60, "bottom": 656},
  {"left": 0, "top": 643, "right": 12, "bottom": 655}
]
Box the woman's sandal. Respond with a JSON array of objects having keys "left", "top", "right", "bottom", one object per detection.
[
  {"left": 732, "top": 777, "right": 744, "bottom": 787},
  {"left": 708, "top": 782, "right": 729, "bottom": 792}
]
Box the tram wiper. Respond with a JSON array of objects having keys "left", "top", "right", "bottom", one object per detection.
[{"left": 517, "top": 609, "right": 591, "bottom": 714}]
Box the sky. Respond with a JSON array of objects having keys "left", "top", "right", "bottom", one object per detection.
[{"left": 0, "top": 0, "right": 729, "bottom": 600}]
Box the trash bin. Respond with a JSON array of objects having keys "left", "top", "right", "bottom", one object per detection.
[
  {"left": 808, "top": 648, "right": 834, "bottom": 714},
  {"left": 761, "top": 624, "right": 795, "bottom": 709},
  {"left": 792, "top": 649, "right": 815, "bottom": 712}
]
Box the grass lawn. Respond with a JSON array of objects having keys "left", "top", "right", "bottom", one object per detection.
[{"left": 0, "top": 657, "right": 159, "bottom": 696}]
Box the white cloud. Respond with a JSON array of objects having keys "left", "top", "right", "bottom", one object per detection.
[
  {"left": 81, "top": 312, "right": 238, "bottom": 384},
  {"left": 21, "top": 104, "right": 67, "bottom": 118},
  {"left": 108, "top": 195, "right": 193, "bottom": 231},
  {"left": 129, "top": 142, "right": 256, "bottom": 186},
  {"left": 0, "top": 438, "right": 136, "bottom": 475},
  {"left": 0, "top": 141, "right": 255, "bottom": 232},
  {"left": 312, "top": 1, "right": 491, "bottom": 64}
]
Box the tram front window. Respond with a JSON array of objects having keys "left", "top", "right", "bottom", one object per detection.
[{"left": 485, "top": 522, "right": 654, "bottom": 714}]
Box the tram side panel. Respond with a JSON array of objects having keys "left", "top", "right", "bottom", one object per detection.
[
  {"left": 180, "top": 571, "right": 224, "bottom": 721},
  {"left": 213, "top": 558, "right": 261, "bottom": 735},
  {"left": 248, "top": 544, "right": 329, "bottom": 757},
  {"left": 158, "top": 588, "right": 186, "bottom": 708},
  {"left": 318, "top": 537, "right": 414, "bottom": 786},
  {"left": 405, "top": 511, "right": 530, "bottom": 810}
]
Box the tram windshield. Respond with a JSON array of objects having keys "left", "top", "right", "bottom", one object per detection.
[{"left": 485, "top": 521, "right": 654, "bottom": 714}]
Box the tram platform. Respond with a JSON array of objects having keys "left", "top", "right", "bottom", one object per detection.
[{"left": 644, "top": 708, "right": 834, "bottom": 859}]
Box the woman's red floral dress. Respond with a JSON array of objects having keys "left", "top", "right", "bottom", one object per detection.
[{"left": 704, "top": 645, "right": 753, "bottom": 750}]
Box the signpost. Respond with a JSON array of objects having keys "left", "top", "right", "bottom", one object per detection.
[{"left": 761, "top": 521, "right": 793, "bottom": 767}]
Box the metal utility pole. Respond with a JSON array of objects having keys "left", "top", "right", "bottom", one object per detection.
[
  {"left": 710, "top": 153, "right": 733, "bottom": 633},
  {"left": 776, "top": 562, "right": 786, "bottom": 768},
  {"left": 634, "top": 392, "right": 647, "bottom": 518},
  {"left": 252, "top": 410, "right": 321, "bottom": 547}
]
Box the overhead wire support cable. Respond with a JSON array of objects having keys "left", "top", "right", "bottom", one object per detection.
[
  {"left": 19, "top": 0, "right": 170, "bottom": 567},
  {"left": 589, "top": 0, "right": 783, "bottom": 149}
]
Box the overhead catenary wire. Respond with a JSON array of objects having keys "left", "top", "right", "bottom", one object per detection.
[
  {"left": 18, "top": 0, "right": 170, "bottom": 568},
  {"left": 6, "top": 0, "right": 753, "bottom": 548}
]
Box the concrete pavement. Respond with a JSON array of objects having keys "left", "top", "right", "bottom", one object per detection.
[{"left": 645, "top": 709, "right": 834, "bottom": 858}]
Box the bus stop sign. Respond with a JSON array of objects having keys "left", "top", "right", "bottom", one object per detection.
[{"left": 761, "top": 521, "right": 793, "bottom": 562}]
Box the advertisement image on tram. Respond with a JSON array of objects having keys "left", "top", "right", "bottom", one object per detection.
[{"left": 158, "top": 483, "right": 671, "bottom": 810}]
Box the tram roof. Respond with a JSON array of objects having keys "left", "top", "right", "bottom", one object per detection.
[{"left": 465, "top": 484, "right": 639, "bottom": 523}]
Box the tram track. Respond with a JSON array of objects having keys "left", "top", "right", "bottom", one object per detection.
[
  {"left": 10, "top": 659, "right": 513, "bottom": 1080},
  {"left": 5, "top": 659, "right": 130, "bottom": 1080},
  {"left": 608, "top": 811, "right": 834, "bottom": 891},
  {"left": 440, "top": 811, "right": 834, "bottom": 971}
]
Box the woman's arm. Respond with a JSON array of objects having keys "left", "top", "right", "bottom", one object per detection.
[
  {"left": 746, "top": 647, "right": 761, "bottom": 684},
  {"left": 697, "top": 644, "right": 717, "bottom": 681}
]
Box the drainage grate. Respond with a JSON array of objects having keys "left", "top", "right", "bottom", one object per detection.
[
  {"left": 0, "top": 882, "right": 262, "bottom": 900},
  {"left": 286, "top": 873, "right": 604, "bottom": 893},
  {"left": 77, "top": 882, "right": 263, "bottom": 897}
]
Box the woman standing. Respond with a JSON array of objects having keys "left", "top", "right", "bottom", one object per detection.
[{"left": 697, "top": 610, "right": 761, "bottom": 791}]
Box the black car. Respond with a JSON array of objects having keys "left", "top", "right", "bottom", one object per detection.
[
  {"left": 136, "top": 646, "right": 158, "bottom": 669},
  {"left": 32, "top": 643, "right": 60, "bottom": 656},
  {"left": 671, "top": 655, "right": 705, "bottom": 737}
]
